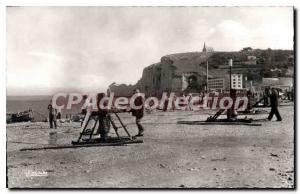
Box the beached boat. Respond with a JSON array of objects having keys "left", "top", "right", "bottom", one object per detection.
[{"left": 6, "top": 110, "right": 34, "bottom": 123}]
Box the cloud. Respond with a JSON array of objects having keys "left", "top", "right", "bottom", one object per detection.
[
  {"left": 207, "top": 20, "right": 251, "bottom": 51},
  {"left": 6, "top": 7, "right": 294, "bottom": 95}
]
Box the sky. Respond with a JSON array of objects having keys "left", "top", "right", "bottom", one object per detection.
[{"left": 6, "top": 7, "right": 294, "bottom": 95}]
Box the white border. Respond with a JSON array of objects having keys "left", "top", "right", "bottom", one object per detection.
[
  {"left": 2, "top": 0, "right": 297, "bottom": 6},
  {"left": 1, "top": 1, "right": 298, "bottom": 193}
]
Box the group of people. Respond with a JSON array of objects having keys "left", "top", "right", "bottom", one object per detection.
[{"left": 47, "top": 87, "right": 282, "bottom": 139}]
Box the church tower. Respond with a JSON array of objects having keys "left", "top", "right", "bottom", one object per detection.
[{"left": 202, "top": 42, "right": 207, "bottom": 52}]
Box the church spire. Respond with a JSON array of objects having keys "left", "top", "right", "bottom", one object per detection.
[{"left": 202, "top": 42, "right": 207, "bottom": 52}]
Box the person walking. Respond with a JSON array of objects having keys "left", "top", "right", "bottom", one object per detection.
[
  {"left": 268, "top": 88, "right": 282, "bottom": 121},
  {"left": 131, "top": 89, "right": 145, "bottom": 137}
]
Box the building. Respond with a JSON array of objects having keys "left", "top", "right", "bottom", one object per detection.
[
  {"left": 262, "top": 77, "right": 293, "bottom": 90},
  {"left": 244, "top": 55, "right": 257, "bottom": 65},
  {"left": 208, "top": 78, "right": 225, "bottom": 91},
  {"left": 208, "top": 74, "right": 244, "bottom": 91},
  {"left": 231, "top": 74, "right": 243, "bottom": 89}
]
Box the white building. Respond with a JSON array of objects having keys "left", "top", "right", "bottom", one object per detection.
[{"left": 231, "top": 74, "right": 243, "bottom": 89}]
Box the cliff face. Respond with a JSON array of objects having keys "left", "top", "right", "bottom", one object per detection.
[
  {"left": 135, "top": 52, "right": 211, "bottom": 96},
  {"left": 110, "top": 49, "right": 294, "bottom": 96}
]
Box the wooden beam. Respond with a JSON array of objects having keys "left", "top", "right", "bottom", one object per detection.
[
  {"left": 177, "top": 121, "right": 262, "bottom": 126},
  {"left": 20, "top": 139, "right": 143, "bottom": 151}
]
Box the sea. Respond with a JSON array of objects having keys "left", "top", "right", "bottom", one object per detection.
[{"left": 7, "top": 96, "right": 82, "bottom": 121}]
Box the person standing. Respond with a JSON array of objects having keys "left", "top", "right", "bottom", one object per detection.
[
  {"left": 263, "top": 87, "right": 270, "bottom": 107},
  {"left": 131, "top": 89, "right": 145, "bottom": 137},
  {"left": 96, "top": 93, "right": 110, "bottom": 141},
  {"left": 268, "top": 88, "right": 282, "bottom": 121},
  {"left": 47, "top": 102, "right": 57, "bottom": 128},
  {"left": 81, "top": 95, "right": 88, "bottom": 126}
]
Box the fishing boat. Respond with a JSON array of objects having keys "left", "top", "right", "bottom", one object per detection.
[{"left": 6, "top": 109, "right": 34, "bottom": 123}]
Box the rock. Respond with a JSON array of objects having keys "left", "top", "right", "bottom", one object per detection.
[
  {"left": 278, "top": 173, "right": 287, "bottom": 176},
  {"left": 188, "top": 168, "right": 196, "bottom": 171},
  {"left": 159, "top": 164, "right": 166, "bottom": 168},
  {"left": 269, "top": 168, "right": 275, "bottom": 171},
  {"left": 201, "top": 155, "right": 206, "bottom": 159},
  {"left": 20, "top": 163, "right": 28, "bottom": 166},
  {"left": 213, "top": 167, "right": 217, "bottom": 171},
  {"left": 211, "top": 157, "right": 226, "bottom": 161},
  {"left": 179, "top": 184, "right": 185, "bottom": 188},
  {"left": 270, "top": 153, "right": 279, "bottom": 157}
]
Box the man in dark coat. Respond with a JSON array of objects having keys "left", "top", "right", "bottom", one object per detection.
[
  {"left": 131, "top": 89, "right": 145, "bottom": 136},
  {"left": 268, "top": 88, "right": 282, "bottom": 121},
  {"left": 47, "top": 101, "right": 57, "bottom": 128}
]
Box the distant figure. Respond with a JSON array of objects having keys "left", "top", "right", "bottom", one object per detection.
[
  {"left": 245, "top": 90, "right": 252, "bottom": 112},
  {"left": 163, "top": 98, "right": 169, "bottom": 112},
  {"left": 131, "top": 89, "right": 145, "bottom": 136},
  {"left": 81, "top": 95, "right": 88, "bottom": 115},
  {"left": 47, "top": 102, "right": 57, "bottom": 129},
  {"left": 227, "top": 89, "right": 238, "bottom": 119},
  {"left": 263, "top": 87, "right": 270, "bottom": 107},
  {"left": 56, "top": 111, "right": 62, "bottom": 120},
  {"left": 268, "top": 88, "right": 282, "bottom": 121},
  {"left": 81, "top": 95, "right": 88, "bottom": 126},
  {"left": 163, "top": 92, "right": 169, "bottom": 112}
]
